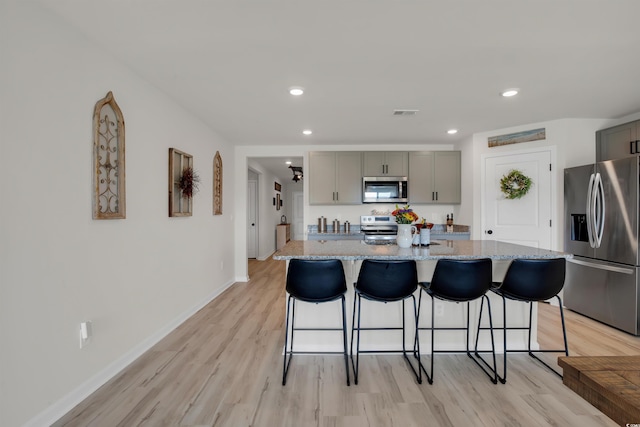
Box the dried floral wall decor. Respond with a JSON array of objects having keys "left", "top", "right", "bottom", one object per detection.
[
  {"left": 93, "top": 91, "right": 126, "bottom": 219},
  {"left": 169, "top": 148, "right": 196, "bottom": 217},
  {"left": 213, "top": 151, "right": 223, "bottom": 215}
]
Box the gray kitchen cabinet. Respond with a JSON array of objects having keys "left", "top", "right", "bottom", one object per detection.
[
  {"left": 309, "top": 151, "right": 362, "bottom": 204},
  {"left": 597, "top": 120, "right": 640, "bottom": 161},
  {"left": 363, "top": 152, "right": 408, "bottom": 176},
  {"left": 409, "top": 151, "right": 461, "bottom": 204}
]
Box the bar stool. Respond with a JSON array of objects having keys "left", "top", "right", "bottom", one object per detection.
[
  {"left": 350, "top": 260, "right": 422, "bottom": 385},
  {"left": 282, "top": 259, "right": 350, "bottom": 386},
  {"left": 477, "top": 258, "right": 568, "bottom": 383},
  {"left": 416, "top": 258, "right": 497, "bottom": 384}
]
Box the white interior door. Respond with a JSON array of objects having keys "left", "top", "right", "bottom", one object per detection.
[
  {"left": 247, "top": 180, "right": 258, "bottom": 258},
  {"left": 292, "top": 191, "right": 304, "bottom": 240},
  {"left": 483, "top": 149, "right": 552, "bottom": 249}
]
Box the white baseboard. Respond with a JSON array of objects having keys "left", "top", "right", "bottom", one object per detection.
[
  {"left": 257, "top": 250, "right": 274, "bottom": 261},
  {"left": 24, "top": 279, "right": 235, "bottom": 427}
]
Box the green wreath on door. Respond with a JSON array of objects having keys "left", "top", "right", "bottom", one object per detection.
[{"left": 500, "top": 169, "right": 532, "bottom": 199}]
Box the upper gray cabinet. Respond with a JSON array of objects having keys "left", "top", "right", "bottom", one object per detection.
[
  {"left": 409, "top": 151, "right": 461, "bottom": 204},
  {"left": 597, "top": 120, "right": 640, "bottom": 162},
  {"left": 309, "top": 151, "right": 362, "bottom": 205},
  {"left": 363, "top": 152, "right": 408, "bottom": 176}
]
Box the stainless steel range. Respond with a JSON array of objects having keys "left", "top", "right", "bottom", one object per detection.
[{"left": 360, "top": 215, "right": 397, "bottom": 244}]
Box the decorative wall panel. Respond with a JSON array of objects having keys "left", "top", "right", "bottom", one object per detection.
[
  {"left": 93, "top": 91, "right": 126, "bottom": 219},
  {"left": 213, "top": 151, "right": 223, "bottom": 215}
]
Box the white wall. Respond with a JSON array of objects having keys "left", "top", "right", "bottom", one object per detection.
[{"left": 0, "top": 3, "right": 235, "bottom": 426}]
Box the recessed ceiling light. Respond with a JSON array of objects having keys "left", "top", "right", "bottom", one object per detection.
[
  {"left": 285, "top": 161, "right": 292, "bottom": 165},
  {"left": 289, "top": 86, "right": 304, "bottom": 96},
  {"left": 447, "top": 129, "right": 458, "bottom": 135},
  {"left": 501, "top": 89, "right": 519, "bottom": 97},
  {"left": 302, "top": 129, "right": 313, "bottom": 135}
]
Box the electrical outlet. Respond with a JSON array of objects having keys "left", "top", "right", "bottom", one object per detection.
[
  {"left": 435, "top": 303, "right": 444, "bottom": 317},
  {"left": 79, "top": 321, "right": 92, "bottom": 349}
]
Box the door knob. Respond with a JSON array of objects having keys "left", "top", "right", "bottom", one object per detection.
[
  {"left": 486, "top": 230, "right": 493, "bottom": 234},
  {"left": 251, "top": 223, "right": 255, "bottom": 226}
]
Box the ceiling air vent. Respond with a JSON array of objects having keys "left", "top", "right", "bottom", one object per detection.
[{"left": 393, "top": 109, "right": 419, "bottom": 116}]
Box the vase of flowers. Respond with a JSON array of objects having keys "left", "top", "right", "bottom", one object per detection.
[{"left": 392, "top": 205, "right": 419, "bottom": 248}]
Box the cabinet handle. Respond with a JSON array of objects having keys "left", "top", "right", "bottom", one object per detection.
[
  {"left": 335, "top": 192, "right": 338, "bottom": 201},
  {"left": 435, "top": 191, "right": 438, "bottom": 201},
  {"left": 432, "top": 191, "right": 435, "bottom": 201}
]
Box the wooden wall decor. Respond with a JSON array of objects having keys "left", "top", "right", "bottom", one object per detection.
[
  {"left": 169, "top": 148, "right": 194, "bottom": 217},
  {"left": 213, "top": 151, "right": 223, "bottom": 215},
  {"left": 93, "top": 91, "right": 126, "bottom": 219},
  {"left": 488, "top": 127, "right": 546, "bottom": 147}
]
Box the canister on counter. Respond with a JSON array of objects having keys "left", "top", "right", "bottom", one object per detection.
[
  {"left": 333, "top": 219, "right": 340, "bottom": 233},
  {"left": 318, "top": 216, "right": 327, "bottom": 233},
  {"left": 344, "top": 221, "right": 351, "bottom": 233}
]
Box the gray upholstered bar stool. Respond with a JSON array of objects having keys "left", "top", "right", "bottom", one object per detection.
[
  {"left": 282, "top": 259, "right": 350, "bottom": 386},
  {"left": 476, "top": 258, "right": 568, "bottom": 383},
  {"left": 350, "top": 260, "right": 422, "bottom": 385},
  {"left": 416, "top": 258, "right": 497, "bottom": 384}
]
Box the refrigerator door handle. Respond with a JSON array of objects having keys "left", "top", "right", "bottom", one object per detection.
[
  {"left": 594, "top": 172, "right": 605, "bottom": 248},
  {"left": 567, "top": 257, "right": 634, "bottom": 275},
  {"left": 586, "top": 173, "right": 596, "bottom": 248}
]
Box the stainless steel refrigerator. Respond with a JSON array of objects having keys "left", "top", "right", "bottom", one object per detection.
[{"left": 564, "top": 157, "right": 640, "bottom": 335}]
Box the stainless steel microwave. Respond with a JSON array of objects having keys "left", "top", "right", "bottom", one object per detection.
[{"left": 362, "top": 176, "right": 408, "bottom": 203}]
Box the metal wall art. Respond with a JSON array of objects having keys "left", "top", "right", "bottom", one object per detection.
[
  {"left": 213, "top": 151, "right": 223, "bottom": 215},
  {"left": 169, "top": 148, "right": 195, "bottom": 217},
  {"left": 93, "top": 91, "right": 126, "bottom": 219}
]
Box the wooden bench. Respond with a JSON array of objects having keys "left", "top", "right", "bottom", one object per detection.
[{"left": 558, "top": 356, "right": 640, "bottom": 426}]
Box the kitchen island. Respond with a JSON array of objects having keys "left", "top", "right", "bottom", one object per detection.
[
  {"left": 273, "top": 240, "right": 572, "bottom": 354},
  {"left": 273, "top": 239, "right": 567, "bottom": 261}
]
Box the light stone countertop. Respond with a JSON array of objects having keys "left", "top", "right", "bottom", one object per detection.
[{"left": 272, "top": 239, "right": 572, "bottom": 261}]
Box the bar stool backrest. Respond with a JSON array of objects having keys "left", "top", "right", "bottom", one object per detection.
[
  {"left": 498, "top": 258, "right": 566, "bottom": 301},
  {"left": 286, "top": 259, "right": 347, "bottom": 303},
  {"left": 429, "top": 259, "right": 492, "bottom": 302},
  {"left": 355, "top": 260, "right": 418, "bottom": 301}
]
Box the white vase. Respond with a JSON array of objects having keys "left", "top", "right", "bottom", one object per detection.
[{"left": 396, "top": 224, "right": 416, "bottom": 248}]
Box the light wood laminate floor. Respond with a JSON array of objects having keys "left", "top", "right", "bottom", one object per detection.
[{"left": 54, "top": 258, "right": 640, "bottom": 426}]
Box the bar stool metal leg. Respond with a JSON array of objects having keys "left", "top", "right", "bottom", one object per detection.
[
  {"left": 476, "top": 294, "right": 569, "bottom": 383},
  {"left": 282, "top": 259, "right": 350, "bottom": 386}
]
